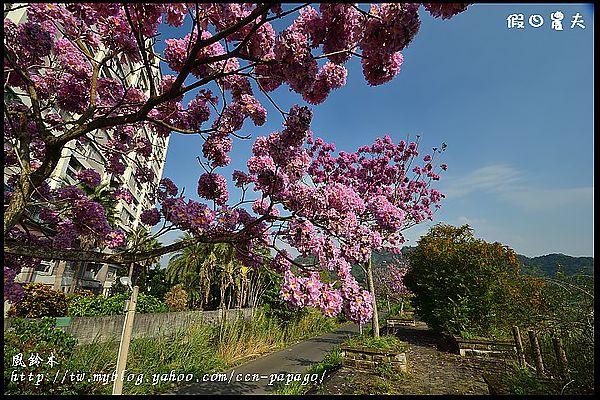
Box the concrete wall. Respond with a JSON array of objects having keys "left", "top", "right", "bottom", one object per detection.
[{"left": 4, "top": 308, "right": 255, "bottom": 345}]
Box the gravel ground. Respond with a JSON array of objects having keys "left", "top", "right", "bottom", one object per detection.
[{"left": 311, "top": 321, "right": 512, "bottom": 395}]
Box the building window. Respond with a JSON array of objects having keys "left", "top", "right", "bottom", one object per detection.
[{"left": 66, "top": 157, "right": 84, "bottom": 179}]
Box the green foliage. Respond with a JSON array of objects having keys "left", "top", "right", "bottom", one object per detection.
[
  {"left": 164, "top": 284, "right": 189, "bottom": 312},
  {"left": 343, "top": 334, "right": 408, "bottom": 353},
  {"left": 3, "top": 317, "right": 95, "bottom": 395},
  {"left": 166, "top": 234, "right": 251, "bottom": 310},
  {"left": 8, "top": 283, "right": 69, "bottom": 318},
  {"left": 386, "top": 300, "right": 414, "bottom": 319},
  {"left": 493, "top": 366, "right": 562, "bottom": 395},
  {"left": 405, "top": 224, "right": 548, "bottom": 337},
  {"left": 67, "top": 292, "right": 167, "bottom": 316},
  {"left": 525, "top": 273, "right": 594, "bottom": 393},
  {"left": 55, "top": 307, "right": 341, "bottom": 394},
  {"left": 141, "top": 266, "right": 171, "bottom": 299},
  {"left": 110, "top": 266, "right": 171, "bottom": 299}
]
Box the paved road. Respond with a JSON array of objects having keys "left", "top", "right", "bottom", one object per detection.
[{"left": 176, "top": 323, "right": 360, "bottom": 395}]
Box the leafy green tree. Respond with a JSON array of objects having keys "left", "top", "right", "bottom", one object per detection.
[
  {"left": 166, "top": 233, "right": 248, "bottom": 309},
  {"left": 405, "top": 224, "right": 547, "bottom": 337},
  {"left": 124, "top": 227, "right": 162, "bottom": 285}
]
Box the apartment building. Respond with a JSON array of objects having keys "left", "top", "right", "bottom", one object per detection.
[{"left": 5, "top": 4, "right": 170, "bottom": 294}]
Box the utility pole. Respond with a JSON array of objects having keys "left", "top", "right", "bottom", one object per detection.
[{"left": 113, "top": 285, "right": 139, "bottom": 395}]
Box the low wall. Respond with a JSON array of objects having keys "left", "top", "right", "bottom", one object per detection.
[
  {"left": 4, "top": 308, "right": 255, "bottom": 345},
  {"left": 447, "top": 335, "right": 517, "bottom": 359},
  {"left": 341, "top": 344, "right": 408, "bottom": 373}
]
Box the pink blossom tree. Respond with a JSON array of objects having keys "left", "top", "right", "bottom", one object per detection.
[
  {"left": 3, "top": 4, "right": 468, "bottom": 320},
  {"left": 374, "top": 259, "right": 413, "bottom": 316}
]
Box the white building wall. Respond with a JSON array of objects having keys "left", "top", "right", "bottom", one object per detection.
[{"left": 5, "top": 4, "right": 170, "bottom": 293}]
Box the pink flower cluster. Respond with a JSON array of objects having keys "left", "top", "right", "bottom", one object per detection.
[
  {"left": 252, "top": 198, "right": 279, "bottom": 217},
  {"left": 113, "top": 188, "right": 133, "bottom": 204},
  {"left": 374, "top": 259, "right": 412, "bottom": 303},
  {"left": 280, "top": 270, "right": 344, "bottom": 318},
  {"left": 4, "top": 4, "right": 468, "bottom": 316},
  {"left": 140, "top": 208, "right": 161, "bottom": 226},
  {"left": 76, "top": 168, "right": 102, "bottom": 188},
  {"left": 424, "top": 3, "right": 471, "bottom": 20},
  {"left": 197, "top": 173, "right": 229, "bottom": 205}
]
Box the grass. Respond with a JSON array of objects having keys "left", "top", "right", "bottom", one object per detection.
[
  {"left": 63, "top": 307, "right": 342, "bottom": 395},
  {"left": 490, "top": 366, "right": 563, "bottom": 395},
  {"left": 272, "top": 347, "right": 342, "bottom": 395},
  {"left": 457, "top": 329, "right": 514, "bottom": 341},
  {"left": 342, "top": 334, "right": 409, "bottom": 353}
]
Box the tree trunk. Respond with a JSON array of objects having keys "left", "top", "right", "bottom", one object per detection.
[
  {"left": 3, "top": 174, "right": 32, "bottom": 236},
  {"left": 366, "top": 255, "right": 380, "bottom": 338}
]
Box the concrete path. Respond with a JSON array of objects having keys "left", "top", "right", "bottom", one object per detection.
[{"left": 176, "top": 323, "right": 359, "bottom": 395}]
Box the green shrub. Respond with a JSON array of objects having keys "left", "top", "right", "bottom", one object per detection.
[
  {"left": 8, "top": 283, "right": 69, "bottom": 318},
  {"left": 493, "top": 366, "right": 562, "bottom": 395},
  {"left": 164, "top": 284, "right": 189, "bottom": 312},
  {"left": 68, "top": 292, "right": 167, "bottom": 316},
  {"left": 405, "top": 224, "right": 548, "bottom": 338},
  {"left": 3, "top": 317, "right": 95, "bottom": 395}
]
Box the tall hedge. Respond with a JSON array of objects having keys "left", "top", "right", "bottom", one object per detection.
[{"left": 405, "top": 224, "right": 547, "bottom": 337}]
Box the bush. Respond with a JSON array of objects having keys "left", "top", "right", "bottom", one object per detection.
[
  {"left": 164, "top": 284, "right": 188, "bottom": 311},
  {"left": 68, "top": 292, "right": 168, "bottom": 316},
  {"left": 7, "top": 283, "right": 69, "bottom": 318},
  {"left": 405, "top": 224, "right": 548, "bottom": 338},
  {"left": 525, "top": 273, "right": 594, "bottom": 394},
  {"left": 3, "top": 317, "right": 95, "bottom": 394}
]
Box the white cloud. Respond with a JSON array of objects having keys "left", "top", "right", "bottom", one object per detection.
[
  {"left": 443, "top": 164, "right": 593, "bottom": 211},
  {"left": 443, "top": 164, "right": 520, "bottom": 199}
]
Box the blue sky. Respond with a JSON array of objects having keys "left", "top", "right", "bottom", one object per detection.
[{"left": 154, "top": 4, "right": 594, "bottom": 260}]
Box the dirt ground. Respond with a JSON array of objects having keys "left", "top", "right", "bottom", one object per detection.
[{"left": 311, "top": 321, "right": 513, "bottom": 395}]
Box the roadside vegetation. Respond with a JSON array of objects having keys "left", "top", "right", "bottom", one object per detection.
[{"left": 4, "top": 307, "right": 343, "bottom": 395}]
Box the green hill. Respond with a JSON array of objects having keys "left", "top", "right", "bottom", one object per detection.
[
  {"left": 295, "top": 249, "right": 593, "bottom": 279},
  {"left": 517, "top": 253, "right": 594, "bottom": 277}
]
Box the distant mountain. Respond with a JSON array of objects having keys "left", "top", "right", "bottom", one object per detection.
[
  {"left": 295, "top": 249, "right": 593, "bottom": 279},
  {"left": 518, "top": 253, "right": 594, "bottom": 277}
]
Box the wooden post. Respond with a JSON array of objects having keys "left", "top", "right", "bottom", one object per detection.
[
  {"left": 528, "top": 330, "right": 545, "bottom": 376},
  {"left": 512, "top": 326, "right": 526, "bottom": 368},
  {"left": 112, "top": 286, "right": 139, "bottom": 395},
  {"left": 552, "top": 336, "right": 570, "bottom": 380}
]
